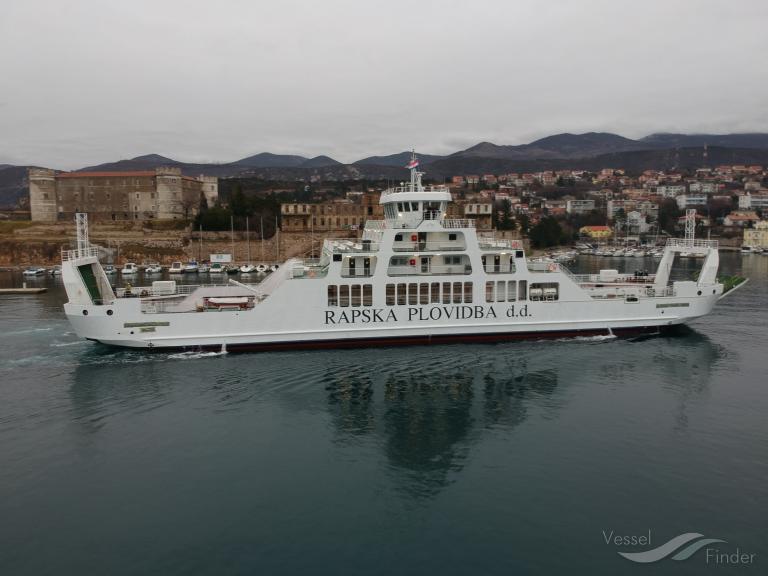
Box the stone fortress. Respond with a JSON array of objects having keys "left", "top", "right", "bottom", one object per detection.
[{"left": 28, "top": 167, "right": 218, "bottom": 222}]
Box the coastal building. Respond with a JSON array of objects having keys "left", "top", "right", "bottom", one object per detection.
[
  {"left": 566, "top": 199, "right": 596, "bottom": 215},
  {"left": 743, "top": 221, "right": 768, "bottom": 248},
  {"left": 688, "top": 181, "right": 719, "bottom": 194},
  {"left": 462, "top": 203, "right": 493, "bottom": 229},
  {"left": 676, "top": 194, "right": 708, "bottom": 210},
  {"left": 656, "top": 185, "right": 686, "bottom": 198},
  {"left": 579, "top": 225, "right": 612, "bottom": 240},
  {"left": 28, "top": 167, "right": 218, "bottom": 222},
  {"left": 738, "top": 192, "right": 768, "bottom": 210},
  {"left": 724, "top": 211, "right": 760, "bottom": 227},
  {"left": 280, "top": 194, "right": 383, "bottom": 232}
]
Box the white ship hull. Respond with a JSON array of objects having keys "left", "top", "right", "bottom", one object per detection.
[{"left": 62, "top": 249, "right": 722, "bottom": 351}]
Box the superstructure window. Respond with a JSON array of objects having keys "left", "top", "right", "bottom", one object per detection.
[
  {"left": 328, "top": 285, "right": 338, "bottom": 306},
  {"left": 339, "top": 285, "right": 350, "bottom": 307},
  {"left": 453, "top": 282, "right": 462, "bottom": 304},
  {"left": 386, "top": 284, "right": 395, "bottom": 306},
  {"left": 442, "top": 282, "right": 451, "bottom": 304},
  {"left": 430, "top": 283, "right": 440, "bottom": 303},
  {"left": 419, "top": 283, "right": 429, "bottom": 305},
  {"left": 463, "top": 282, "right": 473, "bottom": 303},
  {"left": 397, "top": 283, "right": 407, "bottom": 305},
  {"left": 408, "top": 283, "right": 418, "bottom": 305},
  {"left": 363, "top": 285, "right": 373, "bottom": 306},
  {"left": 351, "top": 284, "right": 362, "bottom": 307},
  {"left": 486, "top": 281, "right": 519, "bottom": 302}
]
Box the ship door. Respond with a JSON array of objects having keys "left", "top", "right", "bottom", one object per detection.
[
  {"left": 494, "top": 255, "right": 501, "bottom": 273},
  {"left": 420, "top": 256, "right": 430, "bottom": 273},
  {"left": 363, "top": 257, "right": 371, "bottom": 276},
  {"left": 418, "top": 232, "right": 427, "bottom": 251},
  {"left": 348, "top": 257, "right": 356, "bottom": 277}
]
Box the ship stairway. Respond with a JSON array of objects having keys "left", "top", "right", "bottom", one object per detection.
[{"left": 250, "top": 258, "right": 299, "bottom": 296}]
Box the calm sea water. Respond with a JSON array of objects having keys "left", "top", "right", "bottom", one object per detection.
[{"left": 1, "top": 254, "right": 766, "bottom": 575}]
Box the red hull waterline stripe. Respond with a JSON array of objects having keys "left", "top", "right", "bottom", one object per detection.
[{"left": 95, "top": 325, "right": 669, "bottom": 353}]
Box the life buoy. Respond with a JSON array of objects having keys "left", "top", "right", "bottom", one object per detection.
[
  {"left": 548, "top": 263, "right": 557, "bottom": 272},
  {"left": 409, "top": 259, "right": 416, "bottom": 266},
  {"left": 411, "top": 234, "right": 418, "bottom": 242}
]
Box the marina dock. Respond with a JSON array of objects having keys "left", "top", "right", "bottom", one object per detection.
[{"left": 0, "top": 287, "right": 48, "bottom": 294}]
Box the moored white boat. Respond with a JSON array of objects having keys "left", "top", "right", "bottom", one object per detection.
[
  {"left": 23, "top": 267, "right": 47, "bottom": 276},
  {"left": 169, "top": 261, "right": 184, "bottom": 274},
  {"left": 60, "top": 157, "right": 732, "bottom": 352},
  {"left": 121, "top": 262, "right": 138, "bottom": 275},
  {"left": 183, "top": 261, "right": 199, "bottom": 273}
]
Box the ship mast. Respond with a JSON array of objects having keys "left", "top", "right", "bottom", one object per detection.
[{"left": 75, "top": 213, "right": 89, "bottom": 255}]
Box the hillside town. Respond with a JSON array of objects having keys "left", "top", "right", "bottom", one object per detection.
[{"left": 0, "top": 160, "right": 766, "bottom": 268}]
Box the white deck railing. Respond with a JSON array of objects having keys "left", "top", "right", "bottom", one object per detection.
[
  {"left": 666, "top": 238, "right": 718, "bottom": 249},
  {"left": 61, "top": 246, "right": 100, "bottom": 261},
  {"left": 380, "top": 185, "right": 450, "bottom": 197}
]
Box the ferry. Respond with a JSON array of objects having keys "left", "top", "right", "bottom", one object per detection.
[{"left": 61, "top": 159, "right": 727, "bottom": 351}]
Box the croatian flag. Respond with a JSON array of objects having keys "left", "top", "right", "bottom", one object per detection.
[{"left": 406, "top": 158, "right": 419, "bottom": 169}]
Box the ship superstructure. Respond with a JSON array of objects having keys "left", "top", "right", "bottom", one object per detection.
[{"left": 62, "top": 157, "right": 724, "bottom": 350}]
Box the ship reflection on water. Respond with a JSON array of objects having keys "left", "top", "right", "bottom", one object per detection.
[
  {"left": 66, "top": 329, "right": 722, "bottom": 500},
  {"left": 323, "top": 348, "right": 563, "bottom": 496}
]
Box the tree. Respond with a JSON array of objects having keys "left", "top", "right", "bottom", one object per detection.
[
  {"left": 497, "top": 199, "right": 513, "bottom": 230},
  {"left": 529, "top": 217, "right": 566, "bottom": 248},
  {"left": 658, "top": 198, "right": 681, "bottom": 235},
  {"left": 517, "top": 213, "right": 531, "bottom": 235}
]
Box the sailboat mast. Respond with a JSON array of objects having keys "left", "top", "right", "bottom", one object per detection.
[
  {"left": 260, "top": 216, "right": 264, "bottom": 261},
  {"left": 246, "top": 217, "right": 251, "bottom": 262},
  {"left": 275, "top": 215, "right": 279, "bottom": 262},
  {"left": 230, "top": 215, "right": 235, "bottom": 265}
]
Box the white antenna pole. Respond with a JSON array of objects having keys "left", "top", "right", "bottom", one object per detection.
[
  {"left": 75, "top": 213, "right": 89, "bottom": 255},
  {"left": 685, "top": 209, "right": 696, "bottom": 245}
]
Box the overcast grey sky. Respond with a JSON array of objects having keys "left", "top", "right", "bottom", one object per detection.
[{"left": 1, "top": 0, "right": 767, "bottom": 169}]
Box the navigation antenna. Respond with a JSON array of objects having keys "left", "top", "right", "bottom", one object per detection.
[
  {"left": 685, "top": 209, "right": 696, "bottom": 245},
  {"left": 75, "top": 213, "right": 89, "bottom": 254}
]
